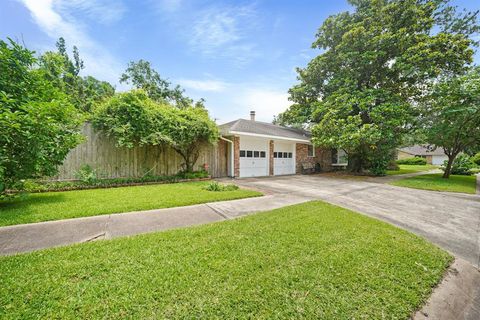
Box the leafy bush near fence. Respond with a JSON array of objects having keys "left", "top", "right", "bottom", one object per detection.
[
  {"left": 396, "top": 157, "right": 427, "bottom": 165},
  {"left": 13, "top": 171, "right": 210, "bottom": 193}
]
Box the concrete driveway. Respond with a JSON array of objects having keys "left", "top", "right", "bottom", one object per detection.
[{"left": 232, "top": 174, "right": 480, "bottom": 268}]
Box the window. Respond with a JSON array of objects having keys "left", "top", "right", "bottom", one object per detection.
[
  {"left": 274, "top": 152, "right": 278, "bottom": 158},
  {"left": 282, "top": 152, "right": 287, "bottom": 158},
  {"left": 260, "top": 151, "right": 266, "bottom": 158},
  {"left": 288, "top": 152, "right": 293, "bottom": 158},
  {"left": 307, "top": 145, "right": 315, "bottom": 157},
  {"left": 246, "top": 151, "right": 253, "bottom": 158},
  {"left": 254, "top": 151, "right": 259, "bottom": 158},
  {"left": 278, "top": 152, "right": 283, "bottom": 158},
  {"left": 240, "top": 150, "right": 246, "bottom": 157}
]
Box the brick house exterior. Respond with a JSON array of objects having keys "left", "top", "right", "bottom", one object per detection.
[
  {"left": 219, "top": 112, "right": 335, "bottom": 178},
  {"left": 295, "top": 143, "right": 332, "bottom": 174}
]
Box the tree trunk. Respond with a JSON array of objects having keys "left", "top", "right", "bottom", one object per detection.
[
  {"left": 347, "top": 153, "right": 364, "bottom": 173},
  {"left": 442, "top": 155, "right": 455, "bottom": 179}
]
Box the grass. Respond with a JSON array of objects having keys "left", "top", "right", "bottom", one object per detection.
[
  {"left": 0, "top": 201, "right": 451, "bottom": 319},
  {"left": 0, "top": 181, "right": 261, "bottom": 227},
  {"left": 391, "top": 174, "right": 477, "bottom": 194},
  {"left": 386, "top": 164, "right": 438, "bottom": 176}
]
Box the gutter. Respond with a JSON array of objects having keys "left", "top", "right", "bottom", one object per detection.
[{"left": 220, "top": 136, "right": 235, "bottom": 178}]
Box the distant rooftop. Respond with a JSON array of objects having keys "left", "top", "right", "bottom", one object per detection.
[
  {"left": 398, "top": 145, "right": 446, "bottom": 156},
  {"left": 219, "top": 118, "right": 311, "bottom": 142}
]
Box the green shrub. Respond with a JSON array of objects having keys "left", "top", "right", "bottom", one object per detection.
[
  {"left": 442, "top": 154, "right": 474, "bottom": 176},
  {"left": 203, "top": 181, "right": 239, "bottom": 192},
  {"left": 396, "top": 157, "right": 427, "bottom": 165},
  {"left": 9, "top": 171, "right": 210, "bottom": 194},
  {"left": 472, "top": 152, "right": 480, "bottom": 166},
  {"left": 74, "top": 164, "right": 98, "bottom": 184}
]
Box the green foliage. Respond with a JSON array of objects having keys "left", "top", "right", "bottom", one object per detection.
[
  {"left": 396, "top": 157, "right": 427, "bottom": 165},
  {"left": 39, "top": 37, "right": 115, "bottom": 113},
  {"left": 93, "top": 90, "right": 219, "bottom": 172},
  {"left": 74, "top": 164, "right": 98, "bottom": 184},
  {"left": 203, "top": 181, "right": 239, "bottom": 192},
  {"left": 422, "top": 67, "right": 480, "bottom": 178},
  {"left": 0, "top": 38, "right": 83, "bottom": 196},
  {"left": 120, "top": 59, "right": 203, "bottom": 108},
  {"left": 472, "top": 152, "right": 480, "bottom": 166},
  {"left": 16, "top": 171, "right": 210, "bottom": 193},
  {"left": 278, "top": 0, "right": 478, "bottom": 175},
  {"left": 441, "top": 154, "right": 475, "bottom": 175}
]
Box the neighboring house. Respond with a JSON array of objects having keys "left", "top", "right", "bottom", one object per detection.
[
  {"left": 219, "top": 111, "right": 343, "bottom": 178},
  {"left": 397, "top": 145, "right": 448, "bottom": 165}
]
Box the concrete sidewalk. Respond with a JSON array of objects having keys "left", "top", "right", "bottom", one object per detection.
[{"left": 0, "top": 194, "right": 310, "bottom": 256}]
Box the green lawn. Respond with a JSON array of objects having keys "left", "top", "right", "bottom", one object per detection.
[
  {"left": 391, "top": 174, "right": 477, "bottom": 194},
  {"left": 0, "top": 201, "right": 451, "bottom": 319},
  {"left": 0, "top": 182, "right": 261, "bottom": 227},
  {"left": 386, "top": 164, "right": 438, "bottom": 176}
]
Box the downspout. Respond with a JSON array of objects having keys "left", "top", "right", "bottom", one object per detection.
[{"left": 220, "top": 136, "right": 235, "bottom": 178}]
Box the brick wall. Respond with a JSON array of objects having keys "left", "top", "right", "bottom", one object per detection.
[
  {"left": 233, "top": 136, "right": 240, "bottom": 177},
  {"left": 295, "top": 144, "right": 332, "bottom": 174},
  {"left": 269, "top": 140, "right": 274, "bottom": 176}
]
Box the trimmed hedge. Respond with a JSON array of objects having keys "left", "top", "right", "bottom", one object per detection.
[
  {"left": 12, "top": 171, "right": 210, "bottom": 194},
  {"left": 396, "top": 157, "right": 427, "bottom": 165}
]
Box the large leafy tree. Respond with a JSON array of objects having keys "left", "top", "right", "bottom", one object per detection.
[
  {"left": 422, "top": 67, "right": 480, "bottom": 178},
  {"left": 0, "top": 39, "right": 83, "bottom": 195},
  {"left": 120, "top": 60, "right": 204, "bottom": 109},
  {"left": 39, "top": 37, "right": 115, "bottom": 113},
  {"left": 93, "top": 90, "right": 218, "bottom": 172},
  {"left": 278, "top": 0, "right": 478, "bottom": 174}
]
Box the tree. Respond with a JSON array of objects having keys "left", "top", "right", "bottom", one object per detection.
[
  {"left": 93, "top": 90, "right": 218, "bottom": 172},
  {"left": 0, "top": 39, "right": 83, "bottom": 195},
  {"left": 120, "top": 60, "right": 202, "bottom": 108},
  {"left": 277, "top": 0, "right": 478, "bottom": 175},
  {"left": 40, "top": 38, "right": 114, "bottom": 113},
  {"left": 422, "top": 67, "right": 480, "bottom": 178}
]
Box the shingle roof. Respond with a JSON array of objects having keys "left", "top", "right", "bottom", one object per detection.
[
  {"left": 398, "top": 145, "right": 446, "bottom": 156},
  {"left": 219, "top": 119, "right": 311, "bottom": 141}
]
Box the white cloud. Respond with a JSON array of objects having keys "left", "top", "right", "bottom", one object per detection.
[
  {"left": 240, "top": 88, "right": 291, "bottom": 122},
  {"left": 19, "top": 0, "right": 124, "bottom": 86},
  {"left": 189, "top": 5, "right": 257, "bottom": 61},
  {"left": 55, "top": 0, "right": 126, "bottom": 25},
  {"left": 178, "top": 79, "right": 228, "bottom": 92},
  {"left": 154, "top": 0, "right": 182, "bottom": 13}
]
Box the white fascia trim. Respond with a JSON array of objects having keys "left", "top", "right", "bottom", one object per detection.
[{"left": 229, "top": 131, "right": 310, "bottom": 143}]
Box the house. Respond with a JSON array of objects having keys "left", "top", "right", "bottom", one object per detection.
[
  {"left": 219, "top": 111, "right": 344, "bottom": 178},
  {"left": 397, "top": 145, "right": 448, "bottom": 165}
]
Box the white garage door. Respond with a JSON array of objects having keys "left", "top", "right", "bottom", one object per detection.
[
  {"left": 239, "top": 137, "right": 269, "bottom": 177},
  {"left": 432, "top": 155, "right": 448, "bottom": 165},
  {"left": 274, "top": 142, "right": 295, "bottom": 175}
]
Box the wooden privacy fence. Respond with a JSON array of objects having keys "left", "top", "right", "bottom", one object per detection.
[{"left": 53, "top": 122, "right": 228, "bottom": 180}]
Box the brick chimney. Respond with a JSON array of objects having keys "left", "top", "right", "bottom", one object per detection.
[{"left": 250, "top": 110, "right": 256, "bottom": 121}]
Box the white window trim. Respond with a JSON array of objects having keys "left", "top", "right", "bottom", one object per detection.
[
  {"left": 307, "top": 145, "right": 315, "bottom": 157},
  {"left": 333, "top": 148, "right": 348, "bottom": 166}
]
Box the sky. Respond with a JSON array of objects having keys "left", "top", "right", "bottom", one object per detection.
[{"left": 1, "top": 0, "right": 479, "bottom": 123}]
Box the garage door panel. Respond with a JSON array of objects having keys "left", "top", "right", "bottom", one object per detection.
[
  {"left": 274, "top": 142, "right": 295, "bottom": 175},
  {"left": 239, "top": 137, "right": 269, "bottom": 177}
]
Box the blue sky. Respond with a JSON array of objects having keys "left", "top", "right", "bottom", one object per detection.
[{"left": 1, "top": 0, "right": 479, "bottom": 123}]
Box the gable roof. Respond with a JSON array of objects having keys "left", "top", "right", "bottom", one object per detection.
[
  {"left": 219, "top": 119, "right": 311, "bottom": 142},
  {"left": 398, "top": 145, "right": 446, "bottom": 156}
]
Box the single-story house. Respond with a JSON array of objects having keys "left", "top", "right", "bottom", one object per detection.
[
  {"left": 219, "top": 111, "right": 347, "bottom": 178},
  {"left": 397, "top": 145, "right": 448, "bottom": 165}
]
